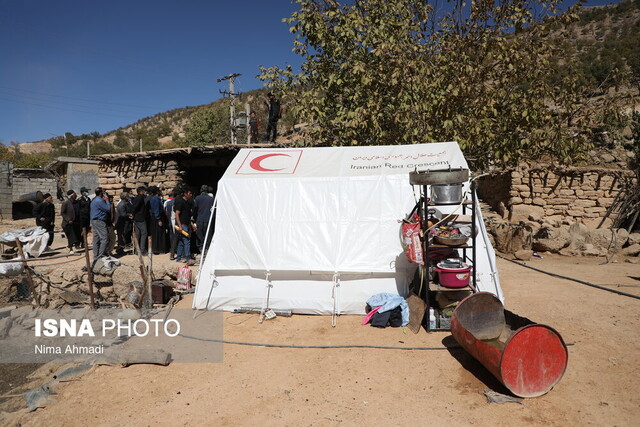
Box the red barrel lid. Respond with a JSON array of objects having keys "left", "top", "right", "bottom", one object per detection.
[{"left": 500, "top": 324, "right": 568, "bottom": 397}]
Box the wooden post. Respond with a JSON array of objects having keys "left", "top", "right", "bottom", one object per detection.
[
  {"left": 147, "top": 235, "right": 154, "bottom": 297},
  {"left": 82, "top": 228, "right": 96, "bottom": 310},
  {"left": 132, "top": 232, "right": 148, "bottom": 308},
  {"left": 15, "top": 239, "right": 37, "bottom": 307}
]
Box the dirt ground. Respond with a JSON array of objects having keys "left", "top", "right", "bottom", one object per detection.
[{"left": 1, "top": 218, "right": 639, "bottom": 426}]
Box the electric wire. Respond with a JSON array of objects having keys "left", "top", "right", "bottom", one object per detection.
[
  {"left": 177, "top": 333, "right": 459, "bottom": 350},
  {"left": 0, "top": 86, "right": 164, "bottom": 110},
  {"left": 0, "top": 93, "right": 152, "bottom": 117},
  {"left": 496, "top": 254, "right": 640, "bottom": 300},
  {"left": 0, "top": 96, "right": 139, "bottom": 120}
]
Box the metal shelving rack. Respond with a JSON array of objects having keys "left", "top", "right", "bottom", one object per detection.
[{"left": 417, "top": 179, "right": 478, "bottom": 332}]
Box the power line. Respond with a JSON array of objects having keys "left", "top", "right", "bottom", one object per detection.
[
  {"left": 0, "top": 85, "right": 166, "bottom": 110},
  {"left": 0, "top": 96, "right": 139, "bottom": 120},
  {"left": 0, "top": 90, "right": 157, "bottom": 116}
]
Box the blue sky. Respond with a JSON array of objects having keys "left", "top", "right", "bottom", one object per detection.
[{"left": 0, "top": 0, "right": 620, "bottom": 144}]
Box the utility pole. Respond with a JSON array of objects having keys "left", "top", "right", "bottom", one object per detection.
[
  {"left": 217, "top": 73, "right": 241, "bottom": 145},
  {"left": 245, "top": 102, "right": 251, "bottom": 145},
  {"left": 48, "top": 132, "right": 68, "bottom": 156}
]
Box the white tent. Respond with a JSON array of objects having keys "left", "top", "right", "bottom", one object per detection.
[{"left": 194, "top": 142, "right": 503, "bottom": 315}]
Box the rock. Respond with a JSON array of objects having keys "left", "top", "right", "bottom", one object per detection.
[
  {"left": 544, "top": 215, "right": 564, "bottom": 227},
  {"left": 489, "top": 221, "right": 533, "bottom": 253},
  {"left": 600, "top": 153, "right": 615, "bottom": 163},
  {"left": 559, "top": 247, "right": 581, "bottom": 256},
  {"left": 569, "top": 222, "right": 590, "bottom": 246},
  {"left": 533, "top": 226, "right": 570, "bottom": 253},
  {"left": 625, "top": 258, "right": 639, "bottom": 264},
  {"left": 0, "top": 316, "right": 12, "bottom": 339},
  {"left": 629, "top": 233, "right": 640, "bottom": 246},
  {"left": 111, "top": 265, "right": 141, "bottom": 300},
  {"left": 583, "top": 217, "right": 612, "bottom": 230},
  {"left": 582, "top": 243, "right": 606, "bottom": 257},
  {"left": 509, "top": 205, "right": 545, "bottom": 223},
  {"left": 495, "top": 201, "right": 507, "bottom": 218},
  {"left": 514, "top": 250, "right": 533, "bottom": 261},
  {"left": 589, "top": 228, "right": 629, "bottom": 253},
  {"left": 622, "top": 244, "right": 640, "bottom": 257}
]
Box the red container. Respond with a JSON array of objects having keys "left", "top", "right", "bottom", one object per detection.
[
  {"left": 435, "top": 262, "right": 471, "bottom": 288},
  {"left": 450, "top": 292, "right": 568, "bottom": 398}
]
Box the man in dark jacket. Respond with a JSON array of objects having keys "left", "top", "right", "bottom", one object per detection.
[
  {"left": 264, "top": 92, "right": 282, "bottom": 142},
  {"left": 148, "top": 186, "right": 165, "bottom": 255},
  {"left": 174, "top": 187, "right": 195, "bottom": 265},
  {"left": 77, "top": 187, "right": 92, "bottom": 247},
  {"left": 131, "top": 186, "right": 148, "bottom": 256},
  {"left": 35, "top": 193, "right": 55, "bottom": 249},
  {"left": 115, "top": 192, "right": 132, "bottom": 254},
  {"left": 60, "top": 190, "right": 78, "bottom": 253},
  {"left": 194, "top": 184, "right": 214, "bottom": 257}
]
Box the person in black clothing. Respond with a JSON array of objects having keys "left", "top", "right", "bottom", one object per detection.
[
  {"left": 164, "top": 189, "right": 178, "bottom": 260},
  {"left": 60, "top": 190, "right": 78, "bottom": 253},
  {"left": 194, "top": 184, "right": 214, "bottom": 257},
  {"left": 148, "top": 186, "right": 166, "bottom": 255},
  {"left": 131, "top": 186, "right": 148, "bottom": 255},
  {"left": 35, "top": 193, "right": 55, "bottom": 248},
  {"left": 115, "top": 192, "right": 132, "bottom": 254},
  {"left": 264, "top": 92, "right": 282, "bottom": 143},
  {"left": 174, "top": 187, "right": 196, "bottom": 264},
  {"left": 249, "top": 111, "right": 260, "bottom": 144},
  {"left": 77, "top": 187, "right": 92, "bottom": 247},
  {"left": 71, "top": 191, "right": 81, "bottom": 249}
]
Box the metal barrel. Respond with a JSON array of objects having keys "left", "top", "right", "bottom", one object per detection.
[
  {"left": 451, "top": 292, "right": 568, "bottom": 398},
  {"left": 15, "top": 191, "right": 44, "bottom": 203}
]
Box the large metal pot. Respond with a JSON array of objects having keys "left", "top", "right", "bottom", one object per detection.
[{"left": 430, "top": 183, "right": 463, "bottom": 204}]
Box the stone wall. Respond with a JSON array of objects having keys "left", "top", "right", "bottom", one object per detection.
[
  {"left": 478, "top": 164, "right": 636, "bottom": 228},
  {"left": 0, "top": 162, "right": 12, "bottom": 219},
  {"left": 98, "top": 158, "right": 182, "bottom": 199}
]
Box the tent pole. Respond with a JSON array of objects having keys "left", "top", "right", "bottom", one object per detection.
[
  {"left": 331, "top": 272, "right": 341, "bottom": 328},
  {"left": 259, "top": 271, "right": 272, "bottom": 323}
]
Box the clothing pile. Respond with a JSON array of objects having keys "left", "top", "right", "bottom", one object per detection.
[{"left": 362, "top": 293, "right": 410, "bottom": 328}]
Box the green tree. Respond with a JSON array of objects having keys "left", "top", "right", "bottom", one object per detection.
[
  {"left": 182, "top": 101, "right": 229, "bottom": 146},
  {"left": 113, "top": 130, "right": 129, "bottom": 149},
  {"left": 260, "top": 0, "right": 603, "bottom": 168}
]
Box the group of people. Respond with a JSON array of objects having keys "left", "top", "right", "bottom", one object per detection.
[
  {"left": 35, "top": 184, "right": 215, "bottom": 266},
  {"left": 35, "top": 188, "right": 92, "bottom": 252}
]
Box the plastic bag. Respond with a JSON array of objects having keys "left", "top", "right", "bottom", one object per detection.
[
  {"left": 400, "top": 214, "right": 424, "bottom": 265},
  {"left": 176, "top": 265, "right": 191, "bottom": 290}
]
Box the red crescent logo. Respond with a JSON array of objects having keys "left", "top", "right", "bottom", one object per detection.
[{"left": 249, "top": 153, "right": 291, "bottom": 171}]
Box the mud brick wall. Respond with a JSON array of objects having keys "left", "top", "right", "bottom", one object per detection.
[
  {"left": 98, "top": 158, "right": 182, "bottom": 199},
  {"left": 0, "top": 162, "right": 12, "bottom": 219},
  {"left": 478, "top": 164, "right": 635, "bottom": 225}
]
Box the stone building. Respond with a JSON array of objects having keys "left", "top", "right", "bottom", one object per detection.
[
  {"left": 45, "top": 157, "right": 100, "bottom": 195},
  {"left": 0, "top": 161, "right": 12, "bottom": 220},
  {"left": 92, "top": 144, "right": 281, "bottom": 199}
]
